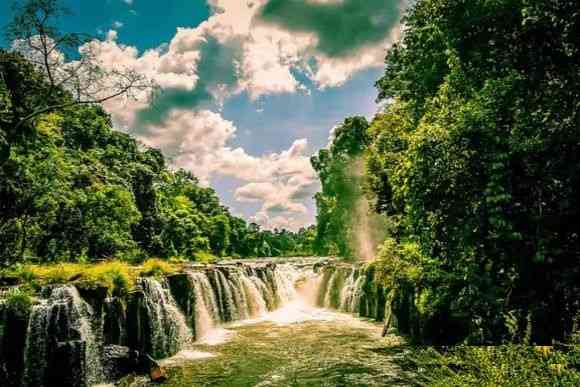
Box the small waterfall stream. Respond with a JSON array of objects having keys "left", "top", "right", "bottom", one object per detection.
[
  {"left": 188, "top": 272, "right": 220, "bottom": 339},
  {"left": 138, "top": 278, "right": 191, "bottom": 359},
  {"left": 21, "top": 286, "right": 103, "bottom": 387}
]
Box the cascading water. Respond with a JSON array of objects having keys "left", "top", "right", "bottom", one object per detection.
[
  {"left": 6, "top": 261, "right": 314, "bottom": 386},
  {"left": 187, "top": 272, "right": 220, "bottom": 340},
  {"left": 273, "top": 265, "right": 299, "bottom": 305},
  {"left": 21, "top": 286, "right": 103, "bottom": 387},
  {"left": 138, "top": 278, "right": 191, "bottom": 359},
  {"left": 339, "top": 269, "right": 365, "bottom": 313},
  {"left": 318, "top": 266, "right": 366, "bottom": 314},
  {"left": 171, "top": 264, "right": 305, "bottom": 343},
  {"left": 239, "top": 275, "right": 267, "bottom": 317},
  {"left": 211, "top": 270, "right": 238, "bottom": 322}
]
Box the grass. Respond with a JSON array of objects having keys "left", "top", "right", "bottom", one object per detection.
[
  {"left": 140, "top": 258, "right": 178, "bottom": 277},
  {"left": 193, "top": 251, "right": 218, "bottom": 264},
  {"left": 3, "top": 288, "right": 33, "bottom": 318},
  {"left": 0, "top": 259, "right": 181, "bottom": 296},
  {"left": 399, "top": 345, "right": 580, "bottom": 386}
]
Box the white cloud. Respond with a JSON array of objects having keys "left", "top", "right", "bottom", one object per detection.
[
  {"left": 85, "top": 0, "right": 399, "bottom": 117},
  {"left": 137, "top": 108, "right": 318, "bottom": 229},
  {"left": 53, "top": 0, "right": 403, "bottom": 229},
  {"left": 106, "top": 30, "right": 118, "bottom": 41}
]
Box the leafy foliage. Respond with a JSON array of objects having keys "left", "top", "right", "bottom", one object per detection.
[
  {"left": 311, "top": 116, "right": 371, "bottom": 258},
  {"left": 364, "top": 0, "right": 580, "bottom": 344},
  {"left": 403, "top": 345, "right": 580, "bottom": 386}
]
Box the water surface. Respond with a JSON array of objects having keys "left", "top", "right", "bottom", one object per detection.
[{"left": 154, "top": 301, "right": 407, "bottom": 387}]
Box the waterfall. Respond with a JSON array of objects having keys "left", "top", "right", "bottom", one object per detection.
[
  {"left": 240, "top": 275, "right": 267, "bottom": 317},
  {"left": 9, "top": 261, "right": 309, "bottom": 386},
  {"left": 317, "top": 266, "right": 366, "bottom": 314},
  {"left": 339, "top": 269, "right": 365, "bottom": 313},
  {"left": 181, "top": 264, "right": 301, "bottom": 341},
  {"left": 188, "top": 272, "right": 220, "bottom": 340},
  {"left": 212, "top": 270, "right": 238, "bottom": 322},
  {"left": 323, "top": 269, "right": 342, "bottom": 309},
  {"left": 138, "top": 278, "right": 191, "bottom": 359},
  {"left": 21, "top": 286, "right": 103, "bottom": 387},
  {"left": 273, "top": 265, "right": 299, "bottom": 305}
]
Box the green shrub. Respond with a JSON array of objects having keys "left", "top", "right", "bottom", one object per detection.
[
  {"left": 193, "top": 252, "right": 218, "bottom": 264},
  {"left": 4, "top": 288, "right": 33, "bottom": 319},
  {"left": 404, "top": 345, "right": 580, "bottom": 386},
  {"left": 140, "top": 258, "right": 177, "bottom": 277},
  {"left": 85, "top": 261, "right": 134, "bottom": 296}
]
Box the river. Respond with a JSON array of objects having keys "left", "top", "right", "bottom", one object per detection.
[{"left": 120, "top": 266, "right": 408, "bottom": 387}]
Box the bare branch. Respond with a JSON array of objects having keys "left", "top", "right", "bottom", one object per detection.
[{"left": 6, "top": 0, "right": 156, "bottom": 129}]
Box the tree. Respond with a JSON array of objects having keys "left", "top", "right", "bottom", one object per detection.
[
  {"left": 365, "top": 0, "right": 580, "bottom": 344},
  {"left": 311, "top": 116, "right": 370, "bottom": 258},
  {"left": 4, "top": 0, "right": 154, "bottom": 130}
]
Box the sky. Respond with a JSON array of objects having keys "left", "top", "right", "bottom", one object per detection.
[{"left": 0, "top": 0, "right": 405, "bottom": 230}]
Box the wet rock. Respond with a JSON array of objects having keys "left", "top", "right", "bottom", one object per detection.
[
  {"left": 0, "top": 299, "right": 30, "bottom": 387},
  {"left": 103, "top": 297, "right": 127, "bottom": 346},
  {"left": 139, "top": 354, "right": 166, "bottom": 383},
  {"left": 77, "top": 284, "right": 108, "bottom": 314},
  {"left": 127, "top": 290, "right": 150, "bottom": 354},
  {"left": 103, "top": 345, "right": 140, "bottom": 380},
  {"left": 167, "top": 273, "right": 195, "bottom": 328},
  {"left": 50, "top": 340, "right": 87, "bottom": 387}
]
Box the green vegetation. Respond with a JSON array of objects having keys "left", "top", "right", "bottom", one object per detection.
[
  {"left": 2, "top": 261, "right": 139, "bottom": 294},
  {"left": 314, "top": 0, "right": 580, "bottom": 346},
  {"left": 3, "top": 288, "right": 32, "bottom": 319},
  {"left": 311, "top": 116, "right": 371, "bottom": 258},
  {"left": 140, "top": 258, "right": 178, "bottom": 278},
  {"left": 402, "top": 345, "right": 580, "bottom": 386}
]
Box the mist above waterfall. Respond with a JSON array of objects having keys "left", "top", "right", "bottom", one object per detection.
[{"left": 349, "top": 158, "right": 388, "bottom": 262}]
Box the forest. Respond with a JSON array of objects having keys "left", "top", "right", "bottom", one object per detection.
[
  {"left": 0, "top": 51, "right": 316, "bottom": 265},
  {"left": 312, "top": 0, "right": 580, "bottom": 347}
]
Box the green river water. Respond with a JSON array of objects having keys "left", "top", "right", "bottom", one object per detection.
[{"left": 124, "top": 300, "right": 408, "bottom": 387}]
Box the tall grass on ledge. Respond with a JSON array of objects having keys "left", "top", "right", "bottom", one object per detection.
[{"left": 1, "top": 259, "right": 181, "bottom": 296}]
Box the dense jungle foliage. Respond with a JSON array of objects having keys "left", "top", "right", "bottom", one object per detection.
[
  {"left": 313, "top": 0, "right": 580, "bottom": 345},
  {"left": 0, "top": 52, "right": 316, "bottom": 266}
]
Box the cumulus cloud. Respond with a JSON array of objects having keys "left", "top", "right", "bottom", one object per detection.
[
  {"left": 136, "top": 108, "right": 318, "bottom": 229},
  {"left": 71, "top": 0, "right": 405, "bottom": 228},
  {"left": 87, "top": 0, "right": 404, "bottom": 124},
  {"left": 259, "top": 0, "right": 401, "bottom": 57}
]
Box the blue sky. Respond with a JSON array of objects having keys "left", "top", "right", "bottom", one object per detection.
[{"left": 1, "top": 0, "right": 403, "bottom": 230}]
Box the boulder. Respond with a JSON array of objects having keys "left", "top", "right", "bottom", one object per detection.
[
  {"left": 103, "top": 346, "right": 167, "bottom": 383},
  {"left": 126, "top": 290, "right": 150, "bottom": 354},
  {"left": 102, "top": 345, "right": 139, "bottom": 380},
  {"left": 139, "top": 354, "right": 167, "bottom": 383},
  {"left": 0, "top": 300, "right": 30, "bottom": 387},
  {"left": 103, "top": 297, "right": 127, "bottom": 346}
]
